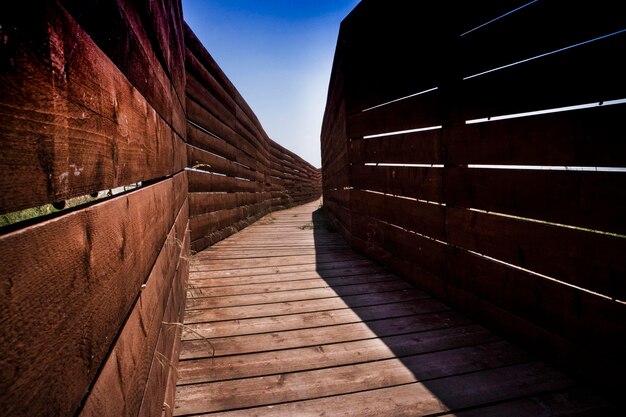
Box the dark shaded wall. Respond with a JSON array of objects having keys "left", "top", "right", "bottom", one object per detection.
[{"left": 321, "top": 0, "right": 626, "bottom": 398}]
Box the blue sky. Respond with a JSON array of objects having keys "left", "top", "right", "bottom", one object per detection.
[{"left": 182, "top": 0, "right": 361, "bottom": 168}]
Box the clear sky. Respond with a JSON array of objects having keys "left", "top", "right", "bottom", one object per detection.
[{"left": 182, "top": 0, "right": 361, "bottom": 168}]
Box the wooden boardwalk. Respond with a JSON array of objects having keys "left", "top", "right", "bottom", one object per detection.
[{"left": 172, "top": 200, "right": 615, "bottom": 416}]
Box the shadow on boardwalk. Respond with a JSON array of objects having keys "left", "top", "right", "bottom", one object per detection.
[{"left": 310, "top": 205, "right": 616, "bottom": 416}]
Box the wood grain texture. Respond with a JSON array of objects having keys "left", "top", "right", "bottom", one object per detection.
[
  {"left": 444, "top": 167, "right": 626, "bottom": 235},
  {"left": 349, "top": 130, "right": 442, "bottom": 164},
  {"left": 0, "top": 172, "right": 186, "bottom": 417},
  {"left": 0, "top": 1, "right": 186, "bottom": 214},
  {"left": 445, "top": 105, "right": 626, "bottom": 167},
  {"left": 350, "top": 165, "right": 443, "bottom": 202},
  {"left": 446, "top": 206, "right": 626, "bottom": 299},
  {"left": 78, "top": 199, "right": 189, "bottom": 417},
  {"left": 59, "top": 0, "right": 186, "bottom": 138},
  {"left": 170, "top": 201, "right": 612, "bottom": 415}
]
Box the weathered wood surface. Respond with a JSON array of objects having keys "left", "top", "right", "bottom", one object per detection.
[
  {"left": 0, "top": 172, "right": 187, "bottom": 417},
  {"left": 0, "top": 1, "right": 186, "bottom": 214},
  {"left": 172, "top": 200, "right": 615, "bottom": 416}
]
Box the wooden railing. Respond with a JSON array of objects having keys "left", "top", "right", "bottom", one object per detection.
[
  {"left": 0, "top": 1, "right": 320, "bottom": 416},
  {"left": 321, "top": 0, "right": 626, "bottom": 397}
]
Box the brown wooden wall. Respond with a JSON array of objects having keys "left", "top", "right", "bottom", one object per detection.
[
  {"left": 321, "top": 0, "right": 626, "bottom": 397},
  {"left": 184, "top": 25, "right": 321, "bottom": 253},
  {"left": 0, "top": 1, "right": 319, "bottom": 416}
]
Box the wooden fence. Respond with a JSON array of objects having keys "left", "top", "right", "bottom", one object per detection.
[
  {"left": 184, "top": 25, "right": 321, "bottom": 253},
  {"left": 321, "top": 0, "right": 626, "bottom": 397},
  {"left": 0, "top": 1, "right": 320, "bottom": 416}
]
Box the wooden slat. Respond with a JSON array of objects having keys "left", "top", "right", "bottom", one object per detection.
[
  {"left": 180, "top": 310, "right": 471, "bottom": 360},
  {"left": 174, "top": 343, "right": 532, "bottom": 415},
  {"left": 346, "top": 89, "right": 440, "bottom": 138},
  {"left": 0, "top": 172, "right": 186, "bottom": 417},
  {"left": 59, "top": 0, "right": 186, "bottom": 138},
  {"left": 446, "top": 206, "right": 626, "bottom": 300},
  {"left": 186, "top": 73, "right": 237, "bottom": 130},
  {"left": 187, "top": 169, "right": 262, "bottom": 193},
  {"left": 446, "top": 247, "right": 626, "bottom": 357},
  {"left": 350, "top": 165, "right": 443, "bottom": 201},
  {"left": 185, "top": 280, "right": 413, "bottom": 311},
  {"left": 186, "top": 98, "right": 260, "bottom": 161},
  {"left": 444, "top": 167, "right": 626, "bottom": 235},
  {"left": 187, "top": 273, "right": 400, "bottom": 301},
  {"left": 183, "top": 288, "right": 427, "bottom": 324},
  {"left": 349, "top": 130, "right": 442, "bottom": 164},
  {"left": 78, "top": 199, "right": 189, "bottom": 417},
  {"left": 187, "top": 145, "right": 263, "bottom": 182},
  {"left": 189, "top": 192, "right": 270, "bottom": 217},
  {"left": 445, "top": 104, "right": 626, "bottom": 167},
  {"left": 349, "top": 189, "right": 446, "bottom": 240},
  {"left": 190, "top": 207, "right": 247, "bottom": 241},
  {"left": 181, "top": 363, "right": 572, "bottom": 417},
  {"left": 177, "top": 324, "right": 497, "bottom": 384},
  {"left": 187, "top": 123, "right": 260, "bottom": 171},
  {"left": 462, "top": 32, "right": 626, "bottom": 120},
  {"left": 184, "top": 47, "right": 236, "bottom": 116},
  {"left": 460, "top": 0, "right": 626, "bottom": 77},
  {"left": 182, "top": 299, "right": 448, "bottom": 340},
  {"left": 350, "top": 210, "right": 446, "bottom": 278},
  {"left": 0, "top": 2, "right": 186, "bottom": 214},
  {"left": 188, "top": 264, "right": 377, "bottom": 289}
]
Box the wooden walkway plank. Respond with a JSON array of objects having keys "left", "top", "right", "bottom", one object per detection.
[{"left": 172, "top": 200, "right": 615, "bottom": 416}]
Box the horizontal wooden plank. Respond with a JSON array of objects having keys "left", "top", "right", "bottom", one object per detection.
[
  {"left": 444, "top": 167, "right": 626, "bottom": 234},
  {"left": 186, "top": 72, "right": 237, "bottom": 130},
  {"left": 187, "top": 145, "right": 263, "bottom": 182},
  {"left": 188, "top": 258, "right": 375, "bottom": 279},
  {"left": 78, "top": 198, "right": 189, "bottom": 417},
  {"left": 190, "top": 207, "right": 246, "bottom": 241},
  {"left": 186, "top": 98, "right": 262, "bottom": 162},
  {"left": 460, "top": 0, "right": 626, "bottom": 78},
  {"left": 187, "top": 273, "right": 400, "bottom": 303},
  {"left": 462, "top": 32, "right": 626, "bottom": 120},
  {"left": 350, "top": 165, "right": 443, "bottom": 201},
  {"left": 184, "top": 47, "right": 236, "bottom": 115},
  {"left": 446, "top": 247, "right": 626, "bottom": 358},
  {"left": 446, "top": 206, "right": 626, "bottom": 300},
  {"left": 183, "top": 299, "right": 448, "bottom": 340},
  {"left": 186, "top": 123, "right": 260, "bottom": 171},
  {"left": 185, "top": 280, "right": 413, "bottom": 311},
  {"left": 0, "top": 172, "right": 186, "bottom": 417},
  {"left": 60, "top": 0, "right": 186, "bottom": 138},
  {"left": 349, "top": 190, "right": 445, "bottom": 240},
  {"left": 188, "top": 264, "right": 376, "bottom": 289},
  {"left": 183, "top": 288, "right": 428, "bottom": 324},
  {"left": 187, "top": 169, "right": 263, "bottom": 193},
  {"left": 193, "top": 362, "right": 572, "bottom": 416},
  {"left": 0, "top": 2, "right": 186, "bottom": 214},
  {"left": 446, "top": 104, "right": 626, "bottom": 167},
  {"left": 346, "top": 89, "right": 440, "bottom": 138},
  {"left": 174, "top": 342, "right": 531, "bottom": 415},
  {"left": 349, "top": 130, "right": 442, "bottom": 164},
  {"left": 350, "top": 210, "right": 446, "bottom": 278},
  {"left": 189, "top": 192, "right": 270, "bottom": 216},
  {"left": 180, "top": 310, "right": 472, "bottom": 360},
  {"left": 177, "top": 324, "right": 497, "bottom": 384}
]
